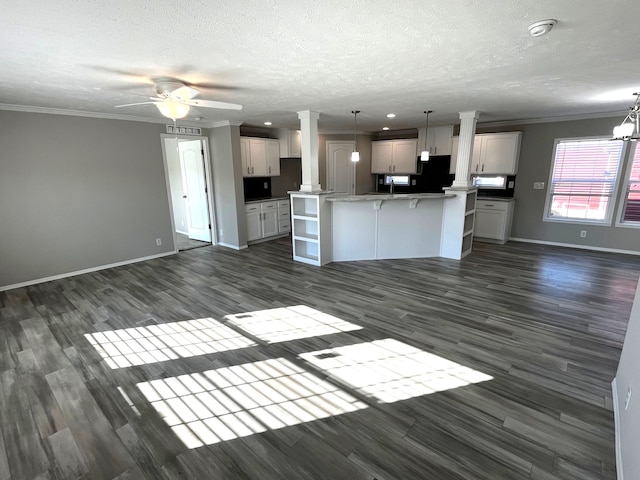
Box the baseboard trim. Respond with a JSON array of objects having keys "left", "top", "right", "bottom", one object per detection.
[
  {"left": 612, "top": 377, "right": 624, "bottom": 480},
  {"left": 217, "top": 242, "right": 248, "bottom": 250},
  {"left": 509, "top": 237, "right": 640, "bottom": 256},
  {"left": 176, "top": 229, "right": 188, "bottom": 236},
  {"left": 0, "top": 251, "right": 177, "bottom": 292}
]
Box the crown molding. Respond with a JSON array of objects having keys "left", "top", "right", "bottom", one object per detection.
[
  {"left": 478, "top": 110, "right": 628, "bottom": 128},
  {"left": 210, "top": 120, "right": 244, "bottom": 128}
]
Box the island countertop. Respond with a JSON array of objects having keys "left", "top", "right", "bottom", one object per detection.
[{"left": 326, "top": 192, "right": 455, "bottom": 202}]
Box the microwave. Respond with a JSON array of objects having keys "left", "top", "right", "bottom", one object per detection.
[{"left": 471, "top": 174, "right": 516, "bottom": 197}]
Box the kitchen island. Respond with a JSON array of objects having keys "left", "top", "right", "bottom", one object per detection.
[
  {"left": 327, "top": 193, "right": 455, "bottom": 262},
  {"left": 290, "top": 190, "right": 476, "bottom": 265}
]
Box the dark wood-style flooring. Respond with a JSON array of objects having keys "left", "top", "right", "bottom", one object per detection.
[{"left": 0, "top": 239, "right": 638, "bottom": 480}]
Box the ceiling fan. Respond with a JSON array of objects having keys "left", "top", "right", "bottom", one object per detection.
[{"left": 115, "top": 78, "right": 243, "bottom": 120}]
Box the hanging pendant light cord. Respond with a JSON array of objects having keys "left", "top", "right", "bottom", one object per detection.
[
  {"left": 352, "top": 110, "right": 360, "bottom": 148},
  {"left": 424, "top": 110, "right": 432, "bottom": 151}
]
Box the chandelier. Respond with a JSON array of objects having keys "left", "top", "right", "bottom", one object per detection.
[{"left": 613, "top": 93, "right": 640, "bottom": 141}]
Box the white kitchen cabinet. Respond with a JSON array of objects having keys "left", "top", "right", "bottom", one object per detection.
[
  {"left": 417, "top": 125, "right": 453, "bottom": 156},
  {"left": 266, "top": 139, "right": 280, "bottom": 176},
  {"left": 473, "top": 198, "right": 514, "bottom": 244},
  {"left": 245, "top": 200, "right": 283, "bottom": 242},
  {"left": 450, "top": 132, "right": 522, "bottom": 176},
  {"left": 240, "top": 137, "right": 281, "bottom": 177},
  {"left": 277, "top": 128, "right": 301, "bottom": 158},
  {"left": 277, "top": 199, "right": 291, "bottom": 234},
  {"left": 371, "top": 139, "right": 418, "bottom": 174}
]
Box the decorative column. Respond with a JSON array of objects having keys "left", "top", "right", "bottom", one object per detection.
[
  {"left": 297, "top": 110, "right": 322, "bottom": 192},
  {"left": 452, "top": 110, "right": 480, "bottom": 188}
]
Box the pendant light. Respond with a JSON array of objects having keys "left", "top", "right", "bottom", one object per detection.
[
  {"left": 421, "top": 110, "right": 433, "bottom": 161},
  {"left": 612, "top": 93, "right": 640, "bottom": 141},
  {"left": 351, "top": 110, "right": 360, "bottom": 162}
]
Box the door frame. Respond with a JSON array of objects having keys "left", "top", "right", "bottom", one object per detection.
[
  {"left": 326, "top": 140, "right": 356, "bottom": 195},
  {"left": 160, "top": 134, "right": 218, "bottom": 251}
]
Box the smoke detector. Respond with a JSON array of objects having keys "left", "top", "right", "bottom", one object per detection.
[{"left": 528, "top": 19, "right": 557, "bottom": 37}]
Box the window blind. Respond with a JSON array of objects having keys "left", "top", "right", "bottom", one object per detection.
[
  {"left": 622, "top": 144, "right": 640, "bottom": 222},
  {"left": 547, "top": 139, "right": 623, "bottom": 221}
]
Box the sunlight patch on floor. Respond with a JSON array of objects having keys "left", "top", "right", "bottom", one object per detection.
[
  {"left": 85, "top": 318, "right": 256, "bottom": 369},
  {"left": 299, "top": 339, "right": 493, "bottom": 403},
  {"left": 137, "top": 358, "right": 367, "bottom": 448},
  {"left": 225, "top": 305, "right": 362, "bottom": 344}
]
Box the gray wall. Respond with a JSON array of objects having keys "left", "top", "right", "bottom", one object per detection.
[
  {"left": 0, "top": 110, "right": 174, "bottom": 289},
  {"left": 207, "top": 124, "right": 246, "bottom": 248},
  {"left": 478, "top": 117, "right": 640, "bottom": 252},
  {"left": 164, "top": 137, "right": 188, "bottom": 234},
  {"left": 319, "top": 133, "right": 375, "bottom": 194},
  {"left": 615, "top": 279, "right": 640, "bottom": 480},
  {"left": 272, "top": 158, "right": 302, "bottom": 197}
]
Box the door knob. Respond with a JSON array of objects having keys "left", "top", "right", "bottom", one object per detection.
[{"left": 182, "top": 195, "right": 187, "bottom": 198}]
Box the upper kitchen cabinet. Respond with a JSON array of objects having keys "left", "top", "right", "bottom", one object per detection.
[
  {"left": 277, "top": 128, "right": 301, "bottom": 158},
  {"left": 240, "top": 137, "right": 281, "bottom": 177},
  {"left": 417, "top": 125, "right": 454, "bottom": 156},
  {"left": 371, "top": 139, "right": 418, "bottom": 174},
  {"left": 449, "top": 132, "right": 522, "bottom": 175}
]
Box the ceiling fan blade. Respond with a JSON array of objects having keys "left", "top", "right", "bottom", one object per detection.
[
  {"left": 183, "top": 99, "right": 243, "bottom": 110},
  {"left": 114, "top": 101, "right": 158, "bottom": 108},
  {"left": 184, "top": 81, "right": 243, "bottom": 91},
  {"left": 171, "top": 86, "right": 200, "bottom": 100}
]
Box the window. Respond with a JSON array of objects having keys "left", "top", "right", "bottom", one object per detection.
[
  {"left": 620, "top": 143, "right": 640, "bottom": 224},
  {"left": 545, "top": 137, "right": 624, "bottom": 223}
]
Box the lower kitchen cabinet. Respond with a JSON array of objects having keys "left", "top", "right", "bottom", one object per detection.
[
  {"left": 245, "top": 199, "right": 290, "bottom": 243},
  {"left": 474, "top": 198, "right": 514, "bottom": 244}
]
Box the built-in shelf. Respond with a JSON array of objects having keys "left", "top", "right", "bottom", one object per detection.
[{"left": 290, "top": 193, "right": 331, "bottom": 266}]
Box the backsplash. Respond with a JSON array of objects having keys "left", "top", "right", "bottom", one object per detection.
[{"left": 243, "top": 177, "right": 272, "bottom": 200}]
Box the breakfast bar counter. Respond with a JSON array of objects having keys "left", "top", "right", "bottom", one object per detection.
[{"left": 327, "top": 193, "right": 456, "bottom": 262}]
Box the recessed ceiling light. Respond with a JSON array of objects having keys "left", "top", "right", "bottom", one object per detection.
[
  {"left": 528, "top": 19, "right": 557, "bottom": 37},
  {"left": 264, "top": 121, "right": 272, "bottom": 126},
  {"left": 382, "top": 127, "right": 390, "bottom": 131},
  {"left": 386, "top": 113, "right": 396, "bottom": 118}
]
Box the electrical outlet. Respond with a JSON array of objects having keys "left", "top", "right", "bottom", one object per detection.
[
  {"left": 533, "top": 182, "right": 545, "bottom": 189},
  {"left": 155, "top": 238, "right": 162, "bottom": 246},
  {"left": 580, "top": 230, "right": 587, "bottom": 238},
  {"left": 625, "top": 386, "right": 632, "bottom": 410},
  {"left": 412, "top": 179, "right": 417, "bottom": 185},
  {"left": 263, "top": 182, "right": 268, "bottom": 189}
]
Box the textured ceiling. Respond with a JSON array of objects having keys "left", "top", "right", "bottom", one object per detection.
[{"left": 1, "top": 0, "right": 639, "bottom": 131}]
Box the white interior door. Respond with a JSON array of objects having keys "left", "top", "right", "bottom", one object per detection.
[
  {"left": 179, "top": 140, "right": 211, "bottom": 242},
  {"left": 326, "top": 141, "right": 355, "bottom": 194}
]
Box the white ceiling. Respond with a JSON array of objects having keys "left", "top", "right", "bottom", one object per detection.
[{"left": 1, "top": 0, "right": 639, "bottom": 131}]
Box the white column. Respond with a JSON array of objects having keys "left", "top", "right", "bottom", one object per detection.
[
  {"left": 452, "top": 110, "right": 480, "bottom": 188},
  {"left": 297, "top": 110, "right": 322, "bottom": 192}
]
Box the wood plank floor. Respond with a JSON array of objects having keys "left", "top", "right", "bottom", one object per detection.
[{"left": 0, "top": 239, "right": 638, "bottom": 480}]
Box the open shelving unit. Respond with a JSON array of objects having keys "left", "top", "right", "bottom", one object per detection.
[
  {"left": 461, "top": 190, "right": 477, "bottom": 258},
  {"left": 290, "top": 193, "right": 331, "bottom": 266}
]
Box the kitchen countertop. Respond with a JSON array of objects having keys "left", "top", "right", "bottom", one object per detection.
[
  {"left": 327, "top": 193, "right": 455, "bottom": 202},
  {"left": 244, "top": 196, "right": 289, "bottom": 204}
]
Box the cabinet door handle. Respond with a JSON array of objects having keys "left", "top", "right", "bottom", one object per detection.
[
  {"left": 481, "top": 164, "right": 485, "bottom": 172},
  {"left": 251, "top": 167, "right": 254, "bottom": 174},
  {"left": 247, "top": 167, "right": 250, "bottom": 174},
  {"left": 269, "top": 166, "right": 271, "bottom": 174},
  {"left": 475, "top": 164, "right": 479, "bottom": 172},
  {"left": 393, "top": 165, "right": 396, "bottom": 172}
]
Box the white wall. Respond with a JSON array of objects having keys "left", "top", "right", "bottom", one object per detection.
[
  {"left": 0, "top": 110, "right": 175, "bottom": 289},
  {"left": 614, "top": 277, "right": 640, "bottom": 480}
]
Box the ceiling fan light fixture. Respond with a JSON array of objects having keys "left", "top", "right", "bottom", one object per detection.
[
  {"left": 528, "top": 19, "right": 557, "bottom": 37},
  {"left": 156, "top": 98, "right": 190, "bottom": 120}
]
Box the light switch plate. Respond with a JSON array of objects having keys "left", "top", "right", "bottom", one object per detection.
[{"left": 533, "top": 182, "right": 545, "bottom": 190}]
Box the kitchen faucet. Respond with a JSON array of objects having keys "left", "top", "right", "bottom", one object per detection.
[{"left": 390, "top": 179, "right": 394, "bottom": 195}]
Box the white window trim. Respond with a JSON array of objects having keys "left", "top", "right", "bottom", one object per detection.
[
  {"left": 542, "top": 136, "right": 625, "bottom": 226},
  {"left": 615, "top": 141, "right": 640, "bottom": 228}
]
